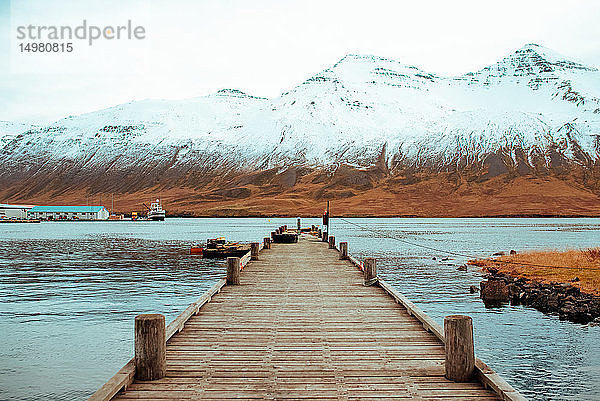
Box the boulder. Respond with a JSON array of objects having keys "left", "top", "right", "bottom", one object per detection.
[{"left": 480, "top": 279, "right": 510, "bottom": 305}]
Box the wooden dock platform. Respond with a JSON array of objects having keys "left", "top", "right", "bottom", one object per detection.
[{"left": 92, "top": 232, "right": 524, "bottom": 400}]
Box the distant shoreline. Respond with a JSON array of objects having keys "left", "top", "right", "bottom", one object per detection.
[{"left": 164, "top": 214, "right": 600, "bottom": 218}]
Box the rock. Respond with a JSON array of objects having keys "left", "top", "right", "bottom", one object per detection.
[
  {"left": 469, "top": 285, "right": 479, "bottom": 293},
  {"left": 480, "top": 279, "right": 510, "bottom": 305},
  {"left": 571, "top": 277, "right": 580, "bottom": 282},
  {"left": 457, "top": 264, "right": 467, "bottom": 271},
  {"left": 507, "top": 284, "right": 519, "bottom": 297},
  {"left": 432, "top": 257, "right": 437, "bottom": 260},
  {"left": 492, "top": 252, "right": 505, "bottom": 256},
  {"left": 441, "top": 257, "right": 450, "bottom": 261},
  {"left": 510, "top": 250, "right": 517, "bottom": 255}
]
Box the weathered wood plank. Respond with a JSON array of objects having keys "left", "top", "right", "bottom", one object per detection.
[{"left": 98, "top": 234, "right": 521, "bottom": 401}]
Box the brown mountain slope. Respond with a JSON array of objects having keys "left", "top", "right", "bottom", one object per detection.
[{"left": 2, "top": 170, "right": 599, "bottom": 217}]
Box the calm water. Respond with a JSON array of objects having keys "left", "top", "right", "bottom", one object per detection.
[{"left": 0, "top": 218, "right": 599, "bottom": 400}]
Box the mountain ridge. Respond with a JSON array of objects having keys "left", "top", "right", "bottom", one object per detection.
[{"left": 1, "top": 44, "right": 599, "bottom": 216}]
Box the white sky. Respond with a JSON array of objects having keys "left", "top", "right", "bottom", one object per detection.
[{"left": 1, "top": 0, "right": 599, "bottom": 124}]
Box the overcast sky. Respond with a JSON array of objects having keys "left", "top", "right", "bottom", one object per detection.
[{"left": 1, "top": 0, "right": 599, "bottom": 124}]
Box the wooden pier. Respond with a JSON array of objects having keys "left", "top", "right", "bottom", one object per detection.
[{"left": 91, "top": 230, "right": 524, "bottom": 401}]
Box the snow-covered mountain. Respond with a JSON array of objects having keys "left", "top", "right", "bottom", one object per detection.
[
  {"left": 1, "top": 44, "right": 599, "bottom": 205},
  {"left": 0, "top": 121, "right": 40, "bottom": 150}
]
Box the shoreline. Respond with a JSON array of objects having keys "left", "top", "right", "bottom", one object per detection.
[
  {"left": 15, "top": 214, "right": 600, "bottom": 222},
  {"left": 479, "top": 268, "right": 600, "bottom": 324},
  {"left": 472, "top": 251, "right": 600, "bottom": 324},
  {"left": 93, "top": 214, "right": 600, "bottom": 218}
]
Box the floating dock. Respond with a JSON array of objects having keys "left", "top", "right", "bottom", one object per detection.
[{"left": 90, "top": 228, "right": 524, "bottom": 400}]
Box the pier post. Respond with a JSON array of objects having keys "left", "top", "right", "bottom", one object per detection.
[
  {"left": 263, "top": 237, "right": 271, "bottom": 249},
  {"left": 134, "top": 314, "right": 166, "bottom": 381},
  {"left": 444, "top": 315, "right": 475, "bottom": 382},
  {"left": 297, "top": 217, "right": 301, "bottom": 230},
  {"left": 251, "top": 242, "right": 260, "bottom": 260},
  {"left": 322, "top": 231, "right": 328, "bottom": 242},
  {"left": 364, "top": 258, "right": 377, "bottom": 286},
  {"left": 318, "top": 229, "right": 322, "bottom": 238},
  {"left": 339, "top": 242, "right": 348, "bottom": 259},
  {"left": 227, "top": 257, "right": 241, "bottom": 285},
  {"left": 328, "top": 236, "right": 335, "bottom": 249}
]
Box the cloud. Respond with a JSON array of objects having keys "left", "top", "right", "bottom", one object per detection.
[{"left": 1, "top": 0, "right": 599, "bottom": 124}]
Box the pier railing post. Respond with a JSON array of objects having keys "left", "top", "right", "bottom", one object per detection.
[
  {"left": 328, "top": 236, "right": 335, "bottom": 249},
  {"left": 297, "top": 217, "right": 301, "bottom": 230},
  {"left": 339, "top": 242, "right": 348, "bottom": 259},
  {"left": 135, "top": 314, "right": 166, "bottom": 381},
  {"left": 444, "top": 315, "right": 475, "bottom": 382},
  {"left": 364, "top": 258, "right": 378, "bottom": 286},
  {"left": 263, "top": 237, "right": 271, "bottom": 249},
  {"left": 322, "top": 231, "right": 328, "bottom": 242},
  {"left": 227, "top": 257, "right": 241, "bottom": 285},
  {"left": 251, "top": 242, "right": 260, "bottom": 260}
]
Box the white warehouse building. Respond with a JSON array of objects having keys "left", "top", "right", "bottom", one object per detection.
[
  {"left": 0, "top": 204, "right": 36, "bottom": 220},
  {"left": 27, "top": 205, "right": 110, "bottom": 221}
]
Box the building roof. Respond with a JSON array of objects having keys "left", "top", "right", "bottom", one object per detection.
[
  {"left": 28, "top": 205, "right": 106, "bottom": 213},
  {"left": 0, "top": 204, "right": 37, "bottom": 209}
]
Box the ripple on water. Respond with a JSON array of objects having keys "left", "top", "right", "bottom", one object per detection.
[{"left": 1, "top": 218, "right": 600, "bottom": 401}]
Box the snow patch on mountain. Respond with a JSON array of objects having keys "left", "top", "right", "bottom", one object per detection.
[
  {"left": 1, "top": 44, "right": 599, "bottom": 184},
  {"left": 0, "top": 121, "right": 41, "bottom": 150}
]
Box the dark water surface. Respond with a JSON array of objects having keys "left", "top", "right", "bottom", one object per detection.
[{"left": 0, "top": 218, "right": 599, "bottom": 400}]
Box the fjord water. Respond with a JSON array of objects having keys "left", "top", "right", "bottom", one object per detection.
[{"left": 0, "top": 218, "right": 599, "bottom": 400}]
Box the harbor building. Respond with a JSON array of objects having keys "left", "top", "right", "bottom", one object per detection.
[
  {"left": 27, "top": 205, "right": 110, "bottom": 221},
  {"left": 0, "top": 204, "right": 36, "bottom": 220}
]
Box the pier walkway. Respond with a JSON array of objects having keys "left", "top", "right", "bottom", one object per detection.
[{"left": 93, "top": 233, "right": 522, "bottom": 400}]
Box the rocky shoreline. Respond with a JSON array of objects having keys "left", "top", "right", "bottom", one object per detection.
[{"left": 479, "top": 267, "right": 600, "bottom": 324}]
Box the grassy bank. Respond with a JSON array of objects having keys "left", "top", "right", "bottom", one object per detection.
[{"left": 470, "top": 248, "right": 600, "bottom": 296}]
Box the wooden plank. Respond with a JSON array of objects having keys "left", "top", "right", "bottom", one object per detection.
[
  {"left": 94, "top": 234, "right": 522, "bottom": 401},
  {"left": 165, "top": 278, "right": 226, "bottom": 340},
  {"left": 89, "top": 279, "right": 226, "bottom": 401},
  {"left": 87, "top": 359, "right": 135, "bottom": 401}
]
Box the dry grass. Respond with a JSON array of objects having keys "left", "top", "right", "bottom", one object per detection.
[{"left": 470, "top": 248, "right": 600, "bottom": 296}]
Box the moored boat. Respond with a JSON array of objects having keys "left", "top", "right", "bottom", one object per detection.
[
  {"left": 190, "top": 237, "right": 250, "bottom": 258},
  {"left": 146, "top": 199, "right": 166, "bottom": 221}
]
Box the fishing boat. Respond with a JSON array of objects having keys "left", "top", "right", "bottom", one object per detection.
[
  {"left": 190, "top": 237, "right": 250, "bottom": 258},
  {"left": 146, "top": 199, "right": 166, "bottom": 221}
]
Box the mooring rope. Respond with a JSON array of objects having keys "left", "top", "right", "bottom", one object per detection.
[{"left": 337, "top": 217, "right": 600, "bottom": 271}]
